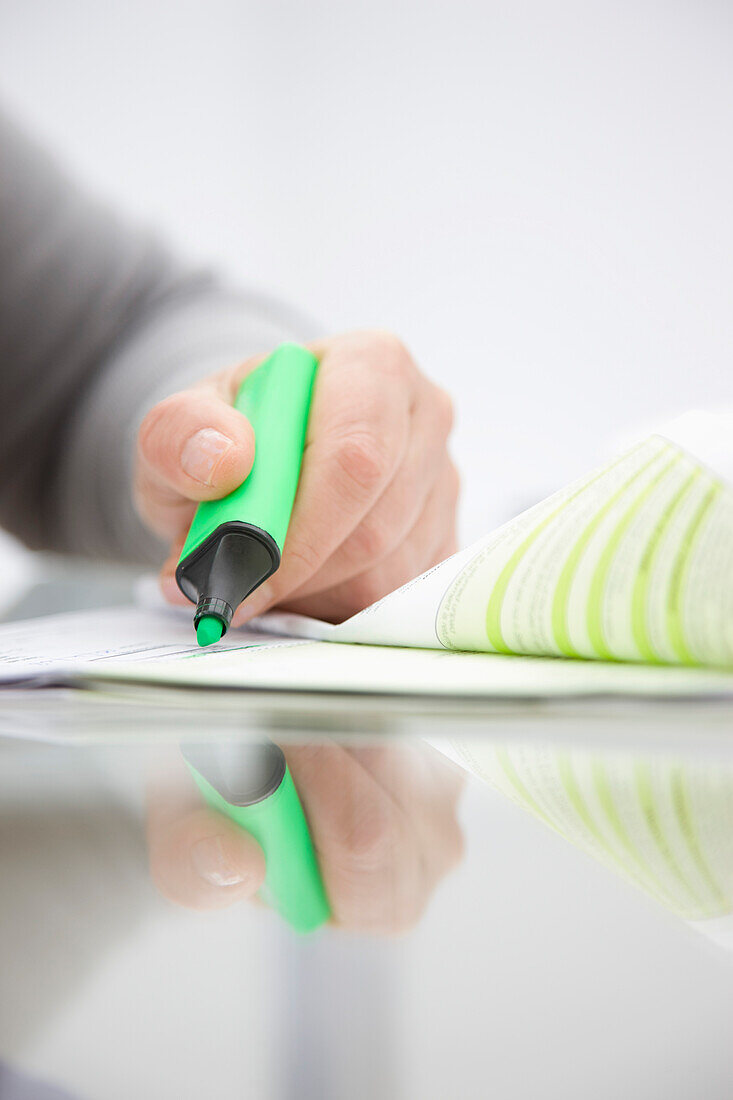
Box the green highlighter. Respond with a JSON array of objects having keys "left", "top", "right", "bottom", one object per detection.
[
  {"left": 176, "top": 342, "right": 318, "bottom": 645},
  {"left": 182, "top": 740, "right": 329, "bottom": 934},
  {"left": 176, "top": 343, "right": 330, "bottom": 934}
]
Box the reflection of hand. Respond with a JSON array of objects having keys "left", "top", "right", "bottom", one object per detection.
[
  {"left": 134, "top": 331, "right": 458, "bottom": 624},
  {"left": 146, "top": 743, "right": 464, "bottom": 934}
]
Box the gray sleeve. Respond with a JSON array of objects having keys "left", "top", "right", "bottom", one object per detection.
[{"left": 0, "top": 110, "right": 316, "bottom": 564}]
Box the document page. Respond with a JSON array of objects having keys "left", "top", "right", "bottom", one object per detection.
[
  {"left": 2, "top": 606, "right": 733, "bottom": 699},
  {"left": 0, "top": 607, "right": 300, "bottom": 684},
  {"left": 271, "top": 434, "right": 733, "bottom": 669},
  {"left": 75, "top": 630, "right": 733, "bottom": 699}
]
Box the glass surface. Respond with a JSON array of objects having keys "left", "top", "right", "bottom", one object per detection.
[{"left": 2, "top": 577, "right": 733, "bottom": 1100}]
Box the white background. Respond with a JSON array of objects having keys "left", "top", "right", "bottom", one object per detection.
[{"left": 1, "top": 2, "right": 733, "bottom": 1097}]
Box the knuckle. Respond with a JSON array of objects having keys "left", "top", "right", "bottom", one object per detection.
[
  {"left": 334, "top": 432, "right": 391, "bottom": 498},
  {"left": 286, "top": 741, "right": 335, "bottom": 773},
  {"left": 370, "top": 329, "right": 409, "bottom": 359},
  {"left": 368, "top": 331, "right": 414, "bottom": 382},
  {"left": 342, "top": 802, "right": 400, "bottom": 873},
  {"left": 283, "top": 536, "right": 322, "bottom": 580},
  {"left": 349, "top": 516, "right": 393, "bottom": 566}
]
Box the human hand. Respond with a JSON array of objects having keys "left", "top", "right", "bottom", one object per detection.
[
  {"left": 134, "top": 331, "right": 458, "bottom": 623},
  {"left": 146, "top": 742, "right": 464, "bottom": 934}
]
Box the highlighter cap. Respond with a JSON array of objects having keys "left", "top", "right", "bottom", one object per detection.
[{"left": 177, "top": 523, "right": 280, "bottom": 634}]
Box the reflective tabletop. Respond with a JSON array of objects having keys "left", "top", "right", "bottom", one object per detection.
[{"left": 2, "top": 573, "right": 733, "bottom": 1100}]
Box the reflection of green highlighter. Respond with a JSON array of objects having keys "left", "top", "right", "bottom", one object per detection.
[
  {"left": 182, "top": 741, "right": 330, "bottom": 934},
  {"left": 176, "top": 342, "right": 330, "bottom": 933}
]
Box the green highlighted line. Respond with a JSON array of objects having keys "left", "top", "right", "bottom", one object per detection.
[
  {"left": 556, "top": 755, "right": 673, "bottom": 908},
  {"left": 592, "top": 760, "right": 676, "bottom": 910},
  {"left": 630, "top": 469, "right": 700, "bottom": 663},
  {"left": 586, "top": 455, "right": 680, "bottom": 660},
  {"left": 551, "top": 449, "right": 671, "bottom": 658},
  {"left": 635, "top": 762, "right": 706, "bottom": 917},
  {"left": 494, "top": 749, "right": 563, "bottom": 836},
  {"left": 670, "top": 767, "right": 729, "bottom": 916},
  {"left": 666, "top": 480, "right": 722, "bottom": 665},
  {"left": 486, "top": 441, "right": 653, "bottom": 653}
]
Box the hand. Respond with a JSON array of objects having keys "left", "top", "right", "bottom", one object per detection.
[
  {"left": 146, "top": 742, "right": 464, "bottom": 933},
  {"left": 135, "top": 331, "right": 458, "bottom": 623}
]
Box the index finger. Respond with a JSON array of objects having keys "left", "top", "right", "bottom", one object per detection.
[{"left": 240, "top": 332, "right": 418, "bottom": 618}]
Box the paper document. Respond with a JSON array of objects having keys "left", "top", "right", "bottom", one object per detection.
[
  {"left": 72, "top": 626, "right": 733, "bottom": 698},
  {"left": 264, "top": 433, "right": 733, "bottom": 669},
  {"left": 1, "top": 605, "right": 733, "bottom": 700},
  {"left": 0, "top": 607, "right": 299, "bottom": 684}
]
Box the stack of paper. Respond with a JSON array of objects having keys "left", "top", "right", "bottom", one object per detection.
[{"left": 2, "top": 433, "right": 733, "bottom": 701}]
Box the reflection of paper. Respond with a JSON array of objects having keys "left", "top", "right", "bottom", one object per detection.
[
  {"left": 266, "top": 434, "right": 733, "bottom": 669},
  {"left": 449, "top": 740, "right": 733, "bottom": 948}
]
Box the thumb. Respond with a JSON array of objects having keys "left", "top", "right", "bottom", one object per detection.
[
  {"left": 135, "top": 387, "right": 255, "bottom": 537},
  {"left": 146, "top": 750, "right": 266, "bottom": 910},
  {"left": 147, "top": 801, "right": 266, "bottom": 911}
]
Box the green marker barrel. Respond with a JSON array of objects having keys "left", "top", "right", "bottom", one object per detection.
[{"left": 175, "top": 342, "right": 318, "bottom": 642}]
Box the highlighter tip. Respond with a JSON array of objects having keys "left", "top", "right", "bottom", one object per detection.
[{"left": 196, "top": 616, "right": 224, "bottom": 648}]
